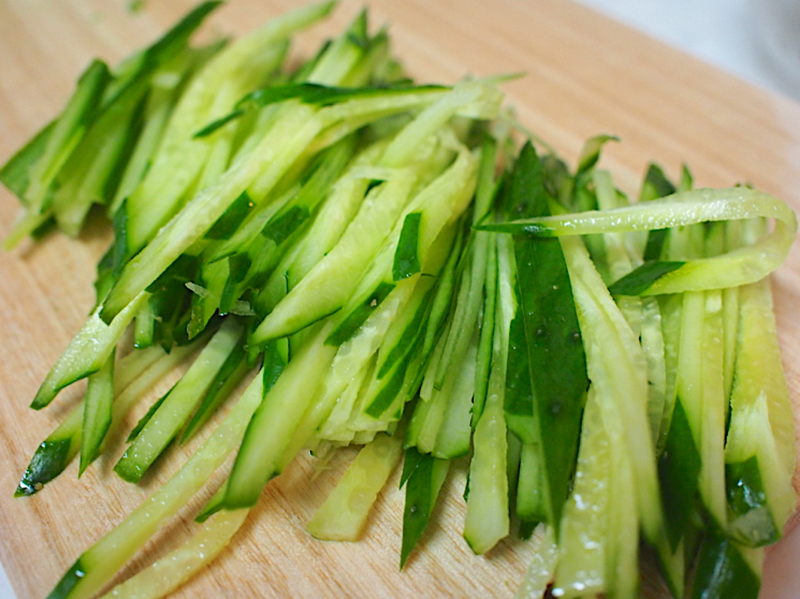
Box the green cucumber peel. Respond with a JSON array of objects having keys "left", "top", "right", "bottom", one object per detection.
[
  {"left": 15, "top": 428, "right": 80, "bottom": 498},
  {"left": 392, "top": 211, "right": 422, "bottom": 281},
  {"left": 502, "top": 142, "right": 587, "bottom": 529},
  {"left": 197, "top": 82, "right": 449, "bottom": 138},
  {"left": 690, "top": 528, "right": 762, "bottom": 599},
  {"left": 399, "top": 448, "right": 450, "bottom": 569},
  {"left": 205, "top": 191, "right": 254, "bottom": 240},
  {"left": 658, "top": 398, "right": 702, "bottom": 551},
  {"left": 0, "top": 120, "right": 55, "bottom": 201}
]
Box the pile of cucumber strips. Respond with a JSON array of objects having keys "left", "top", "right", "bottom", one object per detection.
[{"left": 2, "top": 2, "right": 797, "bottom": 599}]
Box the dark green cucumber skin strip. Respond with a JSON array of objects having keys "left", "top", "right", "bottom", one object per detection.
[
  {"left": 0, "top": 120, "right": 55, "bottom": 198},
  {"left": 195, "top": 480, "right": 229, "bottom": 523},
  {"left": 504, "top": 142, "right": 587, "bottom": 530},
  {"left": 261, "top": 206, "right": 309, "bottom": 245},
  {"left": 658, "top": 398, "right": 702, "bottom": 551},
  {"left": 46, "top": 558, "right": 88, "bottom": 599},
  {"left": 325, "top": 281, "right": 396, "bottom": 346},
  {"left": 607, "top": 260, "right": 685, "bottom": 296},
  {"left": 15, "top": 438, "right": 75, "bottom": 497},
  {"left": 96, "top": 198, "right": 130, "bottom": 303},
  {"left": 399, "top": 448, "right": 449, "bottom": 569},
  {"left": 219, "top": 254, "right": 252, "bottom": 315},
  {"left": 205, "top": 191, "right": 254, "bottom": 240},
  {"left": 393, "top": 212, "right": 422, "bottom": 281},
  {"left": 260, "top": 339, "right": 286, "bottom": 398},
  {"left": 725, "top": 456, "right": 778, "bottom": 547},
  {"left": 194, "top": 81, "right": 449, "bottom": 136},
  {"left": 690, "top": 528, "right": 761, "bottom": 599}
]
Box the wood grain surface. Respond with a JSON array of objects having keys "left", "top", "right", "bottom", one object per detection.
[{"left": 1, "top": 1, "right": 799, "bottom": 598}]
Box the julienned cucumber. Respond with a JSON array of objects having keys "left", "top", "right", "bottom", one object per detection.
[{"left": 2, "top": 4, "right": 796, "bottom": 599}]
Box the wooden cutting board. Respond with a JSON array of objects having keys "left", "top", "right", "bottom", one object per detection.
[{"left": 1, "top": 1, "right": 799, "bottom": 598}]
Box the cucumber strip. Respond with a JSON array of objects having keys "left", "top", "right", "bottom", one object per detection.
[
  {"left": 98, "top": 509, "right": 249, "bottom": 599},
  {"left": 15, "top": 404, "right": 82, "bottom": 497},
  {"left": 32, "top": 292, "right": 148, "bottom": 409},
  {"left": 429, "top": 137, "right": 496, "bottom": 387},
  {"left": 561, "top": 233, "right": 664, "bottom": 545},
  {"left": 0, "top": 120, "right": 55, "bottom": 201},
  {"left": 45, "top": 368, "right": 265, "bottom": 599},
  {"left": 432, "top": 328, "right": 478, "bottom": 459},
  {"left": 133, "top": 296, "right": 157, "bottom": 349},
  {"left": 553, "top": 390, "right": 609, "bottom": 598},
  {"left": 392, "top": 211, "right": 423, "bottom": 281},
  {"left": 180, "top": 343, "right": 250, "bottom": 443},
  {"left": 51, "top": 78, "right": 146, "bottom": 237},
  {"left": 248, "top": 170, "right": 415, "bottom": 344},
  {"left": 463, "top": 234, "right": 513, "bottom": 555},
  {"left": 100, "top": 102, "right": 324, "bottom": 323},
  {"left": 721, "top": 219, "right": 743, "bottom": 403},
  {"left": 114, "top": 317, "right": 243, "bottom": 483},
  {"left": 328, "top": 144, "right": 477, "bottom": 347},
  {"left": 515, "top": 440, "right": 547, "bottom": 525},
  {"left": 78, "top": 350, "right": 116, "bottom": 475},
  {"left": 375, "top": 275, "right": 437, "bottom": 379},
  {"left": 307, "top": 431, "right": 404, "bottom": 541},
  {"left": 513, "top": 525, "right": 559, "bottom": 599},
  {"left": 641, "top": 295, "right": 668, "bottom": 448},
  {"left": 483, "top": 187, "right": 797, "bottom": 296},
  {"left": 124, "top": 4, "right": 332, "bottom": 255},
  {"left": 690, "top": 528, "right": 763, "bottom": 599},
  {"left": 724, "top": 277, "right": 796, "bottom": 546},
  {"left": 508, "top": 144, "right": 588, "bottom": 531},
  {"left": 472, "top": 221, "right": 498, "bottom": 426},
  {"left": 700, "top": 290, "right": 728, "bottom": 527},
  {"left": 22, "top": 59, "right": 111, "bottom": 214},
  {"left": 15, "top": 343, "right": 183, "bottom": 496},
  {"left": 399, "top": 448, "right": 450, "bottom": 568},
  {"left": 222, "top": 323, "right": 336, "bottom": 509}
]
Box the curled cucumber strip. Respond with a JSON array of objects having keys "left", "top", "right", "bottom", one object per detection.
[{"left": 482, "top": 187, "right": 797, "bottom": 295}]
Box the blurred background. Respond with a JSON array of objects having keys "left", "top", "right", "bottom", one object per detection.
[{"left": 574, "top": 0, "right": 800, "bottom": 102}]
